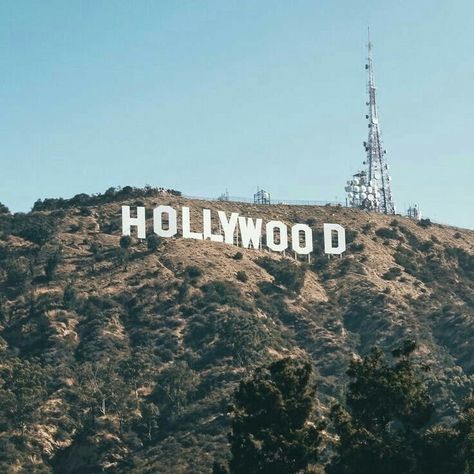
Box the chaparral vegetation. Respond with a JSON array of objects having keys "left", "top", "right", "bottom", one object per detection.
[{"left": 0, "top": 187, "right": 473, "bottom": 473}]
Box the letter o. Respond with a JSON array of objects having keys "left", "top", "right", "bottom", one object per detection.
[
  {"left": 153, "top": 205, "right": 177, "bottom": 238},
  {"left": 266, "top": 221, "right": 288, "bottom": 252},
  {"left": 291, "top": 224, "right": 313, "bottom": 255}
]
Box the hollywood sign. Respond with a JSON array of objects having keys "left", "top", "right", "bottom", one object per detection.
[{"left": 121, "top": 205, "right": 346, "bottom": 256}]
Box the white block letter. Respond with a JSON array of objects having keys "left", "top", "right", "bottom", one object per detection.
[
  {"left": 218, "top": 211, "right": 239, "bottom": 245},
  {"left": 203, "top": 209, "right": 224, "bottom": 242},
  {"left": 153, "top": 205, "right": 177, "bottom": 238},
  {"left": 122, "top": 206, "right": 146, "bottom": 239},
  {"left": 291, "top": 224, "right": 313, "bottom": 255},
  {"left": 238, "top": 217, "right": 263, "bottom": 249},
  {"left": 324, "top": 223, "right": 346, "bottom": 255},
  {"left": 266, "top": 220, "right": 288, "bottom": 252},
  {"left": 182, "top": 206, "right": 203, "bottom": 240}
]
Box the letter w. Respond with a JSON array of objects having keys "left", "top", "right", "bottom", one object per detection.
[{"left": 238, "top": 217, "right": 262, "bottom": 249}]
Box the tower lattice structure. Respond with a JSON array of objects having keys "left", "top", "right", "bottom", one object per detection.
[{"left": 346, "top": 31, "right": 396, "bottom": 215}]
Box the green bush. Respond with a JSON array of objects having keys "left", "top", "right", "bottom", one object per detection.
[
  {"left": 63, "top": 283, "right": 77, "bottom": 309},
  {"left": 375, "top": 227, "right": 399, "bottom": 240},
  {"left": 418, "top": 218, "right": 432, "bottom": 228},
  {"left": 185, "top": 309, "right": 270, "bottom": 366},
  {"left": 151, "top": 361, "right": 199, "bottom": 422},
  {"left": 10, "top": 213, "right": 56, "bottom": 246},
  {"left": 232, "top": 251, "right": 243, "bottom": 260},
  {"left": 5, "top": 260, "right": 29, "bottom": 288},
  {"left": 119, "top": 235, "right": 133, "bottom": 249},
  {"left": 382, "top": 267, "right": 402, "bottom": 280},
  {"left": 0, "top": 202, "right": 9, "bottom": 214},
  {"left": 311, "top": 255, "right": 329, "bottom": 273},
  {"left": 346, "top": 229, "right": 358, "bottom": 244},
  {"left": 257, "top": 257, "right": 306, "bottom": 293},
  {"left": 445, "top": 247, "right": 474, "bottom": 279},
  {"left": 236, "top": 271, "right": 248, "bottom": 283},
  {"left": 184, "top": 265, "right": 203, "bottom": 281},
  {"left": 394, "top": 246, "right": 418, "bottom": 275},
  {"left": 146, "top": 234, "right": 162, "bottom": 252},
  {"left": 349, "top": 242, "right": 365, "bottom": 253},
  {"left": 201, "top": 280, "right": 247, "bottom": 308},
  {"left": 45, "top": 251, "right": 62, "bottom": 281},
  {"left": 362, "top": 223, "right": 375, "bottom": 234},
  {"left": 79, "top": 207, "right": 92, "bottom": 216},
  {"left": 32, "top": 185, "right": 182, "bottom": 211}
]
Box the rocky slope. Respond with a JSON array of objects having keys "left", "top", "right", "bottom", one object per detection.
[{"left": 0, "top": 190, "right": 473, "bottom": 472}]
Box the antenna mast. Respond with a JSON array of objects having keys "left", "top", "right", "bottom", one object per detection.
[{"left": 346, "top": 29, "right": 396, "bottom": 214}]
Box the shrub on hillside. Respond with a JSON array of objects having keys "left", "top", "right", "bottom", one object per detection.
[
  {"left": 32, "top": 185, "right": 182, "bottom": 211},
  {"left": 151, "top": 361, "right": 199, "bottom": 423},
  {"left": 201, "top": 280, "right": 249, "bottom": 309},
  {"left": 375, "top": 227, "right": 399, "bottom": 240},
  {"left": 185, "top": 309, "right": 271, "bottom": 367},
  {"left": 5, "top": 260, "right": 29, "bottom": 288},
  {"left": 7, "top": 213, "right": 56, "bottom": 246},
  {"left": 346, "top": 229, "right": 358, "bottom": 244},
  {"left": 362, "top": 222, "right": 375, "bottom": 234},
  {"left": 232, "top": 251, "right": 243, "bottom": 260},
  {"left": 394, "top": 246, "right": 418, "bottom": 275},
  {"left": 0, "top": 202, "right": 9, "bottom": 214},
  {"left": 311, "top": 255, "right": 329, "bottom": 274},
  {"left": 146, "top": 234, "right": 162, "bottom": 252},
  {"left": 119, "top": 235, "right": 133, "bottom": 249},
  {"left": 69, "top": 223, "right": 81, "bottom": 233},
  {"left": 79, "top": 207, "right": 92, "bottom": 216},
  {"left": 101, "top": 217, "right": 121, "bottom": 234},
  {"left": 63, "top": 283, "right": 77, "bottom": 309},
  {"left": 418, "top": 218, "right": 432, "bottom": 228},
  {"left": 184, "top": 266, "right": 203, "bottom": 282},
  {"left": 382, "top": 267, "right": 402, "bottom": 280},
  {"left": 45, "top": 250, "right": 62, "bottom": 281},
  {"left": 236, "top": 271, "right": 248, "bottom": 283},
  {"left": 349, "top": 242, "right": 365, "bottom": 253},
  {"left": 257, "top": 257, "right": 306, "bottom": 293},
  {"left": 0, "top": 245, "right": 10, "bottom": 261},
  {"left": 445, "top": 247, "right": 474, "bottom": 279}
]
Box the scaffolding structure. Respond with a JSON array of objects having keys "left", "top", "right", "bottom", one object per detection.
[
  {"left": 407, "top": 204, "right": 422, "bottom": 221},
  {"left": 254, "top": 188, "right": 271, "bottom": 205},
  {"left": 217, "top": 189, "right": 229, "bottom": 202}
]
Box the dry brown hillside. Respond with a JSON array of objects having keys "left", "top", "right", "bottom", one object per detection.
[{"left": 0, "top": 190, "right": 473, "bottom": 472}]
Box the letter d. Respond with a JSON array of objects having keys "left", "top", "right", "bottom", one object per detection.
[{"left": 324, "top": 223, "right": 346, "bottom": 255}]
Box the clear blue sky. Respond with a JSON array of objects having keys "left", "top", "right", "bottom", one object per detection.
[{"left": 1, "top": 1, "right": 473, "bottom": 229}]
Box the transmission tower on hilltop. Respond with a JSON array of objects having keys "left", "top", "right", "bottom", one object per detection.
[{"left": 346, "top": 30, "right": 396, "bottom": 214}]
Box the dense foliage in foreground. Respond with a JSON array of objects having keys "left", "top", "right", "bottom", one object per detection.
[{"left": 217, "top": 344, "right": 474, "bottom": 473}]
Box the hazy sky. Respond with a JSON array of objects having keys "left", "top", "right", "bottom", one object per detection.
[{"left": 1, "top": 1, "right": 473, "bottom": 229}]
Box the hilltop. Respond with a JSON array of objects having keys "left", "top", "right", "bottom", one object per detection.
[{"left": 0, "top": 188, "right": 473, "bottom": 472}]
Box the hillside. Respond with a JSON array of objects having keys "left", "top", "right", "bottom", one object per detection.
[{"left": 0, "top": 189, "right": 473, "bottom": 473}]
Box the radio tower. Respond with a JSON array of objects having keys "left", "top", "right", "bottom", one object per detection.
[{"left": 346, "top": 29, "right": 396, "bottom": 214}]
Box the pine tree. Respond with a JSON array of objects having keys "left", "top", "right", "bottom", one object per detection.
[
  {"left": 456, "top": 396, "right": 474, "bottom": 472},
  {"left": 227, "top": 357, "right": 322, "bottom": 474},
  {"left": 0, "top": 202, "right": 9, "bottom": 214},
  {"left": 328, "top": 340, "right": 434, "bottom": 474}
]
